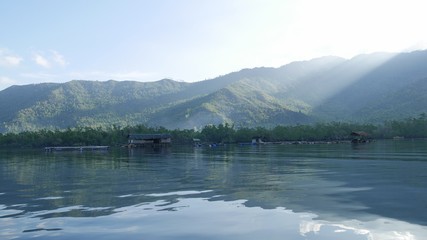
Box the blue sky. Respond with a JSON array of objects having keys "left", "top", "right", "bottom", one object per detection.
[{"left": 1, "top": 0, "right": 426, "bottom": 90}]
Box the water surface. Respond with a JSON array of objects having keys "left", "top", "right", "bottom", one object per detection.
[{"left": 1, "top": 140, "right": 426, "bottom": 239}]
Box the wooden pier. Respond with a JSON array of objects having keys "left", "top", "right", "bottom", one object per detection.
[{"left": 44, "top": 146, "right": 109, "bottom": 152}]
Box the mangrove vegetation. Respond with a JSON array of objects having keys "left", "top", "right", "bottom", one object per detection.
[{"left": 0, "top": 114, "right": 426, "bottom": 148}]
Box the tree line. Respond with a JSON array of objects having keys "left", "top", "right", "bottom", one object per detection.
[{"left": 1, "top": 114, "right": 427, "bottom": 148}]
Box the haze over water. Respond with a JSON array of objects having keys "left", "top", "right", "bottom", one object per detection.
[{"left": 1, "top": 140, "right": 427, "bottom": 239}]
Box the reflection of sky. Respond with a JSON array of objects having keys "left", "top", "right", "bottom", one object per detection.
[
  {"left": 2, "top": 143, "right": 427, "bottom": 239},
  {"left": 1, "top": 191, "right": 425, "bottom": 240}
]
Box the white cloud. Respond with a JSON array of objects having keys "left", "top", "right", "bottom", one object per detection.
[
  {"left": 2, "top": 55, "right": 23, "bottom": 66},
  {"left": 0, "top": 76, "right": 16, "bottom": 85},
  {"left": 33, "top": 53, "right": 51, "bottom": 68},
  {"left": 51, "top": 50, "right": 67, "bottom": 66},
  {"left": 0, "top": 49, "right": 23, "bottom": 67},
  {"left": 32, "top": 50, "right": 68, "bottom": 68},
  {"left": 0, "top": 76, "right": 18, "bottom": 90}
]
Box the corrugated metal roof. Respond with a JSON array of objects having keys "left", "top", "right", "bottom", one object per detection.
[
  {"left": 350, "top": 131, "right": 369, "bottom": 136},
  {"left": 127, "top": 133, "right": 172, "bottom": 140}
]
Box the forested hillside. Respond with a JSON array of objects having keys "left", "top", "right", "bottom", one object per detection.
[{"left": 1, "top": 50, "right": 427, "bottom": 133}]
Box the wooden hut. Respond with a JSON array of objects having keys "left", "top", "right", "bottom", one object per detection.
[
  {"left": 251, "top": 136, "right": 265, "bottom": 145},
  {"left": 350, "top": 131, "right": 370, "bottom": 143},
  {"left": 127, "top": 133, "right": 171, "bottom": 147}
]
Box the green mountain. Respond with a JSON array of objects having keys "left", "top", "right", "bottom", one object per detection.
[
  {"left": 0, "top": 80, "right": 190, "bottom": 132},
  {"left": 311, "top": 51, "right": 427, "bottom": 121},
  {"left": 1, "top": 50, "right": 427, "bottom": 132}
]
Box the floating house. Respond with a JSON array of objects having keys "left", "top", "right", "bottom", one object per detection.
[
  {"left": 252, "top": 136, "right": 265, "bottom": 145},
  {"left": 127, "top": 133, "right": 171, "bottom": 147},
  {"left": 193, "top": 138, "right": 202, "bottom": 147},
  {"left": 350, "top": 131, "right": 370, "bottom": 143}
]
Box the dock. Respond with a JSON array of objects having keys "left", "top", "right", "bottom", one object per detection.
[{"left": 45, "top": 146, "right": 109, "bottom": 152}]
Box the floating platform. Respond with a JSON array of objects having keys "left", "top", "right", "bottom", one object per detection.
[{"left": 45, "top": 146, "right": 109, "bottom": 152}]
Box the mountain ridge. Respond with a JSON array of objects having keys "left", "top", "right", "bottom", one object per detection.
[{"left": 1, "top": 50, "right": 427, "bottom": 132}]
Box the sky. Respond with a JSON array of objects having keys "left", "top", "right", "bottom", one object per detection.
[{"left": 1, "top": 0, "right": 427, "bottom": 90}]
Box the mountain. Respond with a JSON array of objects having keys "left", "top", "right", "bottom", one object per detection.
[
  {"left": 1, "top": 50, "right": 427, "bottom": 132},
  {"left": 0, "top": 80, "right": 190, "bottom": 132},
  {"left": 310, "top": 51, "right": 427, "bottom": 121}
]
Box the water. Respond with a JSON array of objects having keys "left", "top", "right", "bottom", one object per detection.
[{"left": 1, "top": 140, "right": 427, "bottom": 239}]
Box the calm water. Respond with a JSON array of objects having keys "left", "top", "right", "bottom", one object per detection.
[{"left": 1, "top": 140, "right": 427, "bottom": 239}]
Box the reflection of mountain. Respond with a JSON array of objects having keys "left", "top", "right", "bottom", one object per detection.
[
  {"left": 2, "top": 50, "right": 427, "bottom": 132},
  {"left": 2, "top": 142, "right": 427, "bottom": 234},
  {"left": 214, "top": 142, "right": 427, "bottom": 227}
]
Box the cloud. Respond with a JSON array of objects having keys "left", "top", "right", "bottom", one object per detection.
[
  {"left": 0, "top": 76, "right": 19, "bottom": 90},
  {"left": 33, "top": 53, "right": 51, "bottom": 68},
  {"left": 51, "top": 50, "right": 67, "bottom": 66},
  {"left": 32, "top": 50, "right": 68, "bottom": 68},
  {"left": 2, "top": 56, "right": 23, "bottom": 66},
  {"left": 0, "top": 49, "right": 23, "bottom": 67},
  {"left": 0, "top": 76, "right": 16, "bottom": 85}
]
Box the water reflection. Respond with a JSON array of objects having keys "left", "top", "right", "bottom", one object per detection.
[
  {"left": 1, "top": 140, "right": 427, "bottom": 239},
  {"left": 2, "top": 191, "right": 425, "bottom": 239}
]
